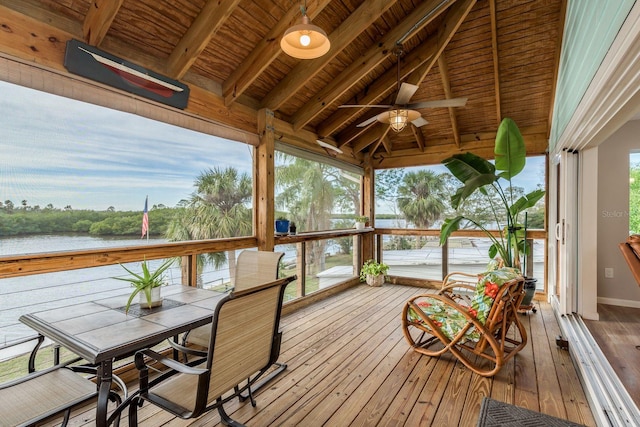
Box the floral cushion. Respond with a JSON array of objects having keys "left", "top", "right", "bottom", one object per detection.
[{"left": 407, "top": 267, "right": 521, "bottom": 343}]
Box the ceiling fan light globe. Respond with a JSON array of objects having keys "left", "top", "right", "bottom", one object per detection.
[
  {"left": 281, "top": 14, "right": 330, "bottom": 59},
  {"left": 389, "top": 109, "right": 409, "bottom": 132}
]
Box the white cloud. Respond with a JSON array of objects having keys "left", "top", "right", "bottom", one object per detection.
[{"left": 0, "top": 81, "right": 253, "bottom": 210}]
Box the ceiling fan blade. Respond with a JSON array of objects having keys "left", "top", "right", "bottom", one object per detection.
[
  {"left": 356, "top": 115, "right": 381, "bottom": 128},
  {"left": 411, "top": 116, "right": 429, "bottom": 127},
  {"left": 339, "top": 104, "right": 393, "bottom": 108},
  {"left": 407, "top": 97, "right": 468, "bottom": 109},
  {"left": 395, "top": 83, "right": 419, "bottom": 105}
]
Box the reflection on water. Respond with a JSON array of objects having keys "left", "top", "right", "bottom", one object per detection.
[{"left": 0, "top": 235, "right": 231, "bottom": 352}]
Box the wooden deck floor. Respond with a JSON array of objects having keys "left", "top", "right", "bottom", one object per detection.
[{"left": 58, "top": 284, "right": 596, "bottom": 426}]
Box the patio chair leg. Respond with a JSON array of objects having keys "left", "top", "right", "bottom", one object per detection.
[
  {"left": 218, "top": 404, "right": 245, "bottom": 427},
  {"left": 239, "top": 361, "right": 287, "bottom": 401},
  {"left": 128, "top": 396, "right": 141, "bottom": 427},
  {"left": 61, "top": 409, "right": 71, "bottom": 427}
]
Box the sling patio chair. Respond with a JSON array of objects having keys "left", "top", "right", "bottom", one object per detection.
[
  {"left": 174, "top": 250, "right": 285, "bottom": 351},
  {"left": 0, "top": 356, "right": 122, "bottom": 427},
  {"left": 170, "top": 250, "right": 287, "bottom": 395},
  {"left": 401, "top": 267, "right": 527, "bottom": 377},
  {"left": 129, "top": 274, "right": 296, "bottom": 426}
]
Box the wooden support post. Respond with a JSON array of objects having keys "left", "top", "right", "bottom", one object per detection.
[
  {"left": 257, "top": 108, "right": 275, "bottom": 251},
  {"left": 361, "top": 154, "right": 375, "bottom": 262}
]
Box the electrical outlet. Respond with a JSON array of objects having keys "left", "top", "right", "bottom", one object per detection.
[{"left": 605, "top": 268, "right": 614, "bottom": 278}]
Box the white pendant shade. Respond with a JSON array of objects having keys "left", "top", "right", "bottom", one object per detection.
[{"left": 281, "top": 14, "right": 330, "bottom": 59}]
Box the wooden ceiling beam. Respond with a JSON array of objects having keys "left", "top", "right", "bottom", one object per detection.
[
  {"left": 261, "top": 0, "right": 394, "bottom": 111},
  {"left": 335, "top": 117, "right": 378, "bottom": 147},
  {"left": 489, "top": 0, "right": 502, "bottom": 125},
  {"left": 319, "top": 0, "right": 475, "bottom": 138},
  {"left": 167, "top": 0, "right": 242, "bottom": 80},
  {"left": 82, "top": 0, "right": 124, "bottom": 46},
  {"left": 352, "top": 126, "right": 387, "bottom": 153},
  {"left": 222, "top": 0, "right": 331, "bottom": 107},
  {"left": 411, "top": 124, "right": 426, "bottom": 151},
  {"left": 403, "top": 0, "right": 476, "bottom": 86},
  {"left": 291, "top": 0, "right": 456, "bottom": 131},
  {"left": 372, "top": 132, "right": 548, "bottom": 169},
  {"left": 437, "top": 55, "right": 461, "bottom": 147},
  {"left": 380, "top": 134, "right": 392, "bottom": 154}
]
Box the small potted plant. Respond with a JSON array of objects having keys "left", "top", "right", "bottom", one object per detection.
[
  {"left": 275, "top": 216, "right": 290, "bottom": 235},
  {"left": 359, "top": 259, "right": 389, "bottom": 287},
  {"left": 354, "top": 215, "right": 369, "bottom": 230},
  {"left": 115, "top": 258, "right": 174, "bottom": 313}
]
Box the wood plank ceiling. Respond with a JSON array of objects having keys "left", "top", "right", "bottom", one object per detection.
[{"left": 0, "top": 0, "right": 564, "bottom": 169}]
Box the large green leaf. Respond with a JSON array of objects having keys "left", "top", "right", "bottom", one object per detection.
[
  {"left": 439, "top": 215, "right": 466, "bottom": 246},
  {"left": 509, "top": 189, "right": 545, "bottom": 217},
  {"left": 494, "top": 118, "right": 525, "bottom": 180},
  {"left": 443, "top": 152, "right": 495, "bottom": 184},
  {"left": 450, "top": 173, "right": 497, "bottom": 209},
  {"left": 443, "top": 153, "right": 497, "bottom": 209}
]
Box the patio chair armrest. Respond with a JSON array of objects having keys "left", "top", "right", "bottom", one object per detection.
[
  {"left": 167, "top": 338, "right": 208, "bottom": 358},
  {"left": 135, "top": 349, "right": 207, "bottom": 376}
]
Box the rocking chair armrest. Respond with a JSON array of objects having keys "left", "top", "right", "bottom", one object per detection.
[
  {"left": 442, "top": 271, "right": 478, "bottom": 288},
  {"left": 439, "top": 283, "right": 476, "bottom": 295},
  {"left": 135, "top": 349, "right": 207, "bottom": 376}
]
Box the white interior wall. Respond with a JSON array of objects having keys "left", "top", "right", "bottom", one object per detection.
[{"left": 597, "top": 119, "right": 640, "bottom": 307}]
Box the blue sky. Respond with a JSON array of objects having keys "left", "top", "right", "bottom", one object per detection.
[
  {"left": 0, "top": 81, "right": 253, "bottom": 211},
  {"left": 0, "top": 80, "right": 546, "bottom": 214}
]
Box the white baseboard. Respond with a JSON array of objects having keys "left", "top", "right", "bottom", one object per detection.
[{"left": 597, "top": 297, "right": 640, "bottom": 308}]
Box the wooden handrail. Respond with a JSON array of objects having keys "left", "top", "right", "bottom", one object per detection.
[{"left": 0, "top": 227, "right": 545, "bottom": 280}]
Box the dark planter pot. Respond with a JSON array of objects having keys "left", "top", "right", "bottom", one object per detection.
[
  {"left": 520, "top": 277, "right": 537, "bottom": 307},
  {"left": 275, "top": 219, "right": 290, "bottom": 235}
]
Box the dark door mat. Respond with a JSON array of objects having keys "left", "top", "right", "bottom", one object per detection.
[{"left": 477, "top": 397, "right": 587, "bottom": 427}]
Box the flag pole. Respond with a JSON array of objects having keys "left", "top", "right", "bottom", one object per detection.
[{"left": 142, "top": 195, "right": 149, "bottom": 242}]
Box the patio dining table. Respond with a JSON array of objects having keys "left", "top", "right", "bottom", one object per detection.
[{"left": 19, "top": 284, "right": 225, "bottom": 426}]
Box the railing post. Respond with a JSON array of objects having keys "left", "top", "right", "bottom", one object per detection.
[
  {"left": 181, "top": 254, "right": 198, "bottom": 287},
  {"left": 442, "top": 238, "right": 449, "bottom": 280},
  {"left": 525, "top": 238, "right": 534, "bottom": 278},
  {"left": 296, "top": 242, "right": 305, "bottom": 297}
]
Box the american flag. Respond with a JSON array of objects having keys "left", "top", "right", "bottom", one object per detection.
[{"left": 141, "top": 196, "right": 149, "bottom": 238}]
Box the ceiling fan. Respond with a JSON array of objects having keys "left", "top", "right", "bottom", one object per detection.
[{"left": 339, "top": 43, "right": 467, "bottom": 132}]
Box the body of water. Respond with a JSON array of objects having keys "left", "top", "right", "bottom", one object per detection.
[{"left": 0, "top": 234, "right": 237, "bottom": 353}]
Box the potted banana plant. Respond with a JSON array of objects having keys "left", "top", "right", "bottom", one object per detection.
[{"left": 439, "top": 118, "right": 544, "bottom": 304}]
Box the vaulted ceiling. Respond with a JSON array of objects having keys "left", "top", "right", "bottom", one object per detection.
[{"left": 0, "top": 0, "right": 564, "bottom": 168}]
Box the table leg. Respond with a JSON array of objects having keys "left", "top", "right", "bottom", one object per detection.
[{"left": 96, "top": 359, "right": 113, "bottom": 427}]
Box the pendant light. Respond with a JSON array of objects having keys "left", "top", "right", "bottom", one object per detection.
[{"left": 281, "top": 2, "right": 330, "bottom": 59}]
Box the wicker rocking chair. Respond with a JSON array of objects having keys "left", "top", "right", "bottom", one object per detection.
[{"left": 401, "top": 268, "right": 527, "bottom": 377}]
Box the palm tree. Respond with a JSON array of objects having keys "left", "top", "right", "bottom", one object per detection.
[
  {"left": 276, "top": 155, "right": 354, "bottom": 275},
  {"left": 397, "top": 170, "right": 447, "bottom": 247},
  {"left": 166, "top": 167, "right": 252, "bottom": 287}
]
